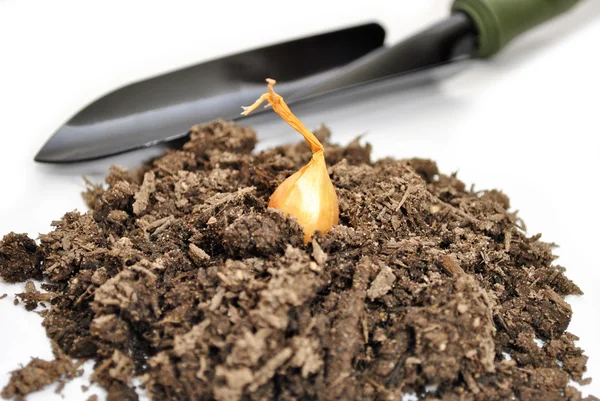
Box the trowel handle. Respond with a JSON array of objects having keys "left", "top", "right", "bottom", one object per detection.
[{"left": 452, "top": 0, "right": 581, "bottom": 57}]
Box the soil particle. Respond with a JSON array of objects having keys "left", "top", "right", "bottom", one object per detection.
[
  {"left": 222, "top": 209, "right": 304, "bottom": 258},
  {"left": 15, "top": 281, "right": 54, "bottom": 311},
  {"left": 132, "top": 171, "right": 156, "bottom": 215},
  {"left": 188, "top": 243, "right": 210, "bottom": 267},
  {"left": 0, "top": 233, "right": 42, "bottom": 283},
  {"left": 0, "top": 119, "right": 595, "bottom": 401},
  {"left": 367, "top": 263, "right": 396, "bottom": 301},
  {"left": 1, "top": 343, "right": 81, "bottom": 400}
]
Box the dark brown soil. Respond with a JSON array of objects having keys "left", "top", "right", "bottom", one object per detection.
[
  {"left": 0, "top": 233, "right": 42, "bottom": 283},
  {"left": 0, "top": 120, "right": 596, "bottom": 401}
]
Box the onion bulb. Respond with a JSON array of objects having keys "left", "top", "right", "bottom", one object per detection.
[{"left": 242, "top": 78, "right": 339, "bottom": 243}]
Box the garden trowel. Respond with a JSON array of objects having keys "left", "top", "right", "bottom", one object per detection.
[{"left": 35, "top": 0, "right": 582, "bottom": 163}]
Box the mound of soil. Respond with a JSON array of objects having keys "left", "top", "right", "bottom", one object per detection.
[{"left": 0, "top": 120, "right": 596, "bottom": 401}]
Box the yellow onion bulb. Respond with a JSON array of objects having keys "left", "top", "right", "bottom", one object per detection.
[{"left": 242, "top": 79, "right": 339, "bottom": 243}]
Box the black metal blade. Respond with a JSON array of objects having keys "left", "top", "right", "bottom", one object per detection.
[
  {"left": 35, "top": 23, "right": 386, "bottom": 163},
  {"left": 36, "top": 14, "right": 477, "bottom": 163}
]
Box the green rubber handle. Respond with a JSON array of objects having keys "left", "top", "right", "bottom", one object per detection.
[{"left": 452, "top": 0, "right": 581, "bottom": 58}]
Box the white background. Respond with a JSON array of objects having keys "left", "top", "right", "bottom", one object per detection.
[{"left": 0, "top": 0, "right": 599, "bottom": 400}]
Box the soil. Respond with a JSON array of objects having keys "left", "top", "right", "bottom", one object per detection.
[
  {"left": 0, "top": 119, "right": 596, "bottom": 401},
  {"left": 1, "top": 343, "right": 83, "bottom": 400},
  {"left": 0, "top": 233, "right": 42, "bottom": 283}
]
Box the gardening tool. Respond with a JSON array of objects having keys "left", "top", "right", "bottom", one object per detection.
[{"left": 35, "top": 0, "right": 581, "bottom": 163}]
